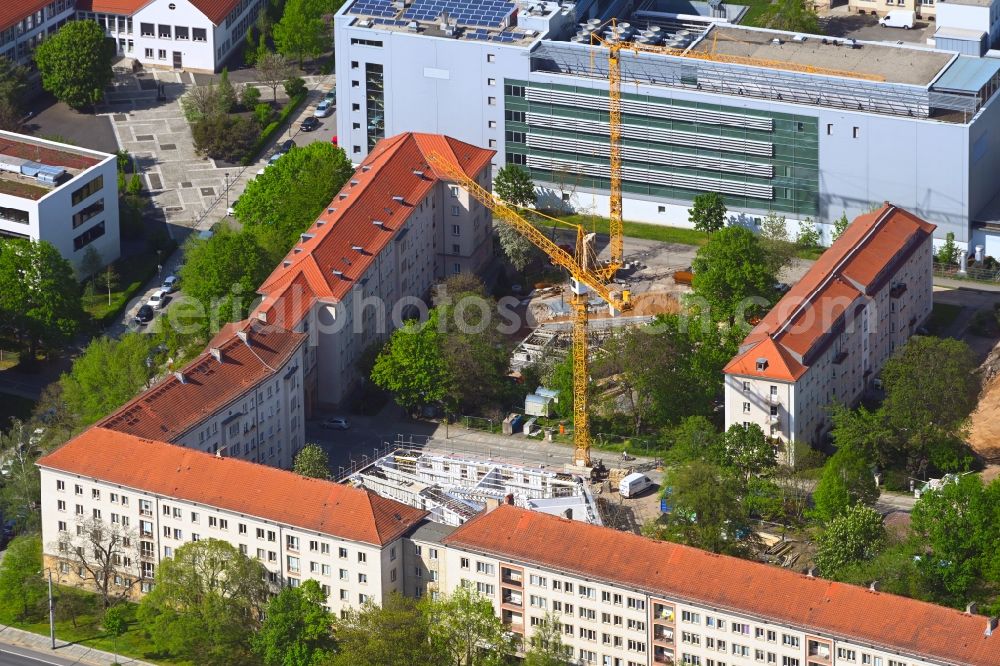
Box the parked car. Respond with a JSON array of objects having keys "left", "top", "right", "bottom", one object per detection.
[
  {"left": 619, "top": 472, "right": 653, "bottom": 498},
  {"left": 277, "top": 139, "right": 296, "bottom": 154},
  {"left": 321, "top": 417, "right": 350, "bottom": 430},
  {"left": 162, "top": 275, "right": 179, "bottom": 293},
  {"left": 227, "top": 196, "right": 239, "bottom": 217},
  {"left": 314, "top": 100, "right": 333, "bottom": 118},
  {"left": 879, "top": 9, "right": 914, "bottom": 28},
  {"left": 147, "top": 289, "right": 168, "bottom": 310},
  {"left": 301, "top": 117, "right": 320, "bottom": 132},
  {"left": 134, "top": 304, "right": 154, "bottom": 325},
  {"left": 267, "top": 152, "right": 284, "bottom": 167},
  {"left": 324, "top": 89, "right": 336, "bottom": 103}
]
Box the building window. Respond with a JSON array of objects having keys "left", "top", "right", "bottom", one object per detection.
[
  {"left": 71, "top": 175, "right": 103, "bottom": 205},
  {"left": 72, "top": 198, "right": 104, "bottom": 229},
  {"left": 175, "top": 25, "right": 188, "bottom": 39},
  {"left": 140, "top": 22, "right": 153, "bottom": 36},
  {"left": 157, "top": 49, "right": 166, "bottom": 59},
  {"left": 487, "top": 53, "right": 495, "bottom": 62},
  {"left": 192, "top": 27, "right": 206, "bottom": 41},
  {"left": 487, "top": 96, "right": 496, "bottom": 106},
  {"left": 0, "top": 206, "right": 29, "bottom": 224},
  {"left": 158, "top": 24, "right": 171, "bottom": 38}
]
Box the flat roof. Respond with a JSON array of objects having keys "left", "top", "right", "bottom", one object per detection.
[
  {"left": 934, "top": 26, "right": 988, "bottom": 41},
  {"left": 0, "top": 133, "right": 109, "bottom": 201},
  {"left": 933, "top": 54, "right": 1000, "bottom": 92},
  {"left": 691, "top": 25, "right": 955, "bottom": 86},
  {"left": 406, "top": 519, "right": 458, "bottom": 543}
]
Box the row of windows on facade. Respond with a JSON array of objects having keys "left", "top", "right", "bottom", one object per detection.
[
  {"left": 137, "top": 22, "right": 206, "bottom": 41},
  {"left": 0, "top": 0, "right": 71, "bottom": 44},
  {"left": 680, "top": 655, "right": 800, "bottom": 666}
]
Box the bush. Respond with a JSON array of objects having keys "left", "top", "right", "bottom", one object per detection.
[
  {"left": 254, "top": 102, "right": 274, "bottom": 125},
  {"left": 240, "top": 84, "right": 261, "bottom": 110},
  {"left": 192, "top": 114, "right": 261, "bottom": 163},
  {"left": 284, "top": 76, "right": 306, "bottom": 97},
  {"left": 242, "top": 91, "right": 307, "bottom": 165}
]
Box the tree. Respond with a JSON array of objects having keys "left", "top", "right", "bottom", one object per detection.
[
  {"left": 543, "top": 351, "right": 576, "bottom": 420},
  {"left": 828, "top": 404, "right": 895, "bottom": 469},
  {"left": 524, "top": 612, "right": 570, "bottom": 666},
  {"left": 178, "top": 227, "right": 274, "bottom": 330},
  {"left": 495, "top": 221, "right": 537, "bottom": 271},
  {"left": 293, "top": 444, "right": 330, "bottom": 479},
  {"left": 815, "top": 504, "right": 887, "bottom": 578},
  {"left": 720, "top": 423, "right": 776, "bottom": 485},
  {"left": 256, "top": 52, "right": 295, "bottom": 102},
  {"left": 761, "top": 0, "right": 819, "bottom": 33},
  {"left": 422, "top": 586, "right": 516, "bottom": 666},
  {"left": 831, "top": 212, "right": 850, "bottom": 242},
  {"left": 33, "top": 20, "right": 113, "bottom": 110},
  {"left": 273, "top": 0, "right": 325, "bottom": 67},
  {"left": 137, "top": 539, "right": 270, "bottom": 666},
  {"left": 0, "top": 56, "right": 29, "bottom": 131},
  {"left": 192, "top": 114, "right": 260, "bottom": 162},
  {"left": 241, "top": 83, "right": 262, "bottom": 109},
  {"left": 53, "top": 515, "right": 141, "bottom": 608},
  {"left": 688, "top": 192, "right": 727, "bottom": 234},
  {"left": 796, "top": 218, "right": 821, "bottom": 249},
  {"left": 810, "top": 445, "right": 878, "bottom": 524},
  {"left": 690, "top": 226, "right": 778, "bottom": 324},
  {"left": 284, "top": 76, "right": 307, "bottom": 98},
  {"left": 758, "top": 211, "right": 796, "bottom": 274},
  {"left": 660, "top": 416, "right": 722, "bottom": 466},
  {"left": 493, "top": 164, "right": 536, "bottom": 208},
  {"left": 0, "top": 238, "right": 83, "bottom": 357},
  {"left": 371, "top": 310, "right": 453, "bottom": 412},
  {"left": 217, "top": 68, "right": 237, "bottom": 113},
  {"left": 0, "top": 536, "right": 46, "bottom": 623},
  {"left": 333, "top": 593, "right": 440, "bottom": 666},
  {"left": 103, "top": 604, "right": 129, "bottom": 665},
  {"left": 0, "top": 420, "right": 42, "bottom": 534},
  {"left": 909, "top": 475, "right": 1000, "bottom": 606},
  {"left": 936, "top": 232, "right": 959, "bottom": 265},
  {"left": 180, "top": 83, "right": 228, "bottom": 123},
  {"left": 234, "top": 142, "right": 354, "bottom": 252},
  {"left": 252, "top": 579, "right": 334, "bottom": 666},
  {"left": 59, "top": 333, "right": 158, "bottom": 427},
  {"left": 646, "top": 460, "right": 757, "bottom": 557},
  {"left": 97, "top": 263, "right": 120, "bottom": 306}
]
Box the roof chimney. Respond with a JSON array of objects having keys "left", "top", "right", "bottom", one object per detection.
[
  {"left": 237, "top": 329, "right": 250, "bottom": 344},
  {"left": 966, "top": 602, "right": 979, "bottom": 615},
  {"left": 806, "top": 568, "right": 815, "bottom": 578},
  {"left": 987, "top": 617, "right": 998, "bottom": 637},
  {"left": 869, "top": 581, "right": 879, "bottom": 592},
  {"left": 504, "top": 493, "right": 515, "bottom": 505},
  {"left": 174, "top": 371, "right": 186, "bottom": 384},
  {"left": 210, "top": 347, "right": 223, "bottom": 363}
]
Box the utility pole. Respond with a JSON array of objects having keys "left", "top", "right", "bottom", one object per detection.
[
  {"left": 224, "top": 172, "right": 231, "bottom": 211},
  {"left": 46, "top": 568, "right": 55, "bottom": 649}
]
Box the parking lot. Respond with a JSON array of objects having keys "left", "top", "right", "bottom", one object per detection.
[{"left": 820, "top": 8, "right": 936, "bottom": 45}]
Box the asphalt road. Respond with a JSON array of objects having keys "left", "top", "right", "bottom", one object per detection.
[{"left": 0, "top": 644, "right": 88, "bottom": 666}]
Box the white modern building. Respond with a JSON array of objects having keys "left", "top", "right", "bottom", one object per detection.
[
  {"left": 252, "top": 132, "right": 495, "bottom": 409},
  {"left": 723, "top": 204, "right": 935, "bottom": 455},
  {"left": 77, "top": 0, "right": 265, "bottom": 71},
  {"left": 36, "top": 428, "right": 1000, "bottom": 666},
  {"left": 0, "top": 131, "right": 119, "bottom": 274},
  {"left": 97, "top": 320, "right": 307, "bottom": 470},
  {"left": 335, "top": 0, "right": 1000, "bottom": 254},
  {"left": 0, "top": 0, "right": 76, "bottom": 66}
]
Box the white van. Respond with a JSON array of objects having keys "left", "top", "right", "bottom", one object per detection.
[
  {"left": 879, "top": 10, "right": 914, "bottom": 29},
  {"left": 619, "top": 472, "right": 653, "bottom": 498}
]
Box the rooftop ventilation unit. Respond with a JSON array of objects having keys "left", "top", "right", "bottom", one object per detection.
[
  {"left": 792, "top": 34, "right": 807, "bottom": 42},
  {"left": 407, "top": 21, "right": 419, "bottom": 31},
  {"left": 771, "top": 38, "right": 782, "bottom": 46}
]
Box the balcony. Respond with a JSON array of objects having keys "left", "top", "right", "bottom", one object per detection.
[
  {"left": 652, "top": 603, "right": 674, "bottom": 623},
  {"left": 768, "top": 413, "right": 780, "bottom": 425},
  {"left": 501, "top": 568, "right": 522, "bottom": 586},
  {"left": 501, "top": 590, "right": 523, "bottom": 607},
  {"left": 653, "top": 647, "right": 675, "bottom": 665},
  {"left": 653, "top": 626, "right": 674, "bottom": 644},
  {"left": 808, "top": 642, "right": 831, "bottom": 661},
  {"left": 501, "top": 609, "right": 524, "bottom": 634}
]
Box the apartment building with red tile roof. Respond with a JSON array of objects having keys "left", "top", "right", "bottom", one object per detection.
[
  {"left": 98, "top": 320, "right": 307, "bottom": 470},
  {"left": 440, "top": 505, "right": 1000, "bottom": 666},
  {"left": 724, "top": 204, "right": 935, "bottom": 459},
  {"left": 37, "top": 426, "right": 427, "bottom": 604},
  {"left": 0, "top": 0, "right": 75, "bottom": 64},
  {"left": 252, "top": 132, "right": 494, "bottom": 408}
]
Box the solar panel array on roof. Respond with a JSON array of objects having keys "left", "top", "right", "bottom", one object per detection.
[
  {"left": 465, "top": 27, "right": 521, "bottom": 42},
  {"left": 403, "top": 0, "right": 514, "bottom": 27},
  {"left": 349, "top": 0, "right": 397, "bottom": 17},
  {"left": 372, "top": 17, "right": 409, "bottom": 26}
]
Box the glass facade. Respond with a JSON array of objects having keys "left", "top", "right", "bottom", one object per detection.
[
  {"left": 365, "top": 63, "right": 385, "bottom": 151},
  {"left": 504, "top": 79, "right": 819, "bottom": 217}
]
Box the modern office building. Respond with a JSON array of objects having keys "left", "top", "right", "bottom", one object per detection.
[
  {"left": 335, "top": 0, "right": 1000, "bottom": 253},
  {"left": 0, "top": 131, "right": 119, "bottom": 274},
  {"left": 97, "top": 319, "right": 307, "bottom": 470},
  {"left": 76, "top": 0, "right": 266, "bottom": 71},
  {"left": 252, "top": 131, "right": 495, "bottom": 408},
  {"left": 722, "top": 204, "right": 935, "bottom": 456}
]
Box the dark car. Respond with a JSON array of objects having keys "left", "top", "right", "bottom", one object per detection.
[
  {"left": 300, "top": 117, "right": 320, "bottom": 132},
  {"left": 278, "top": 139, "right": 296, "bottom": 153},
  {"left": 134, "top": 304, "right": 154, "bottom": 325}
]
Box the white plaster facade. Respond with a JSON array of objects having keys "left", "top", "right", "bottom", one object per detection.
[{"left": 0, "top": 131, "right": 120, "bottom": 274}]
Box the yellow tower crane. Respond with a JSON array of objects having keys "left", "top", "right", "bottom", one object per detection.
[{"left": 427, "top": 152, "right": 631, "bottom": 467}]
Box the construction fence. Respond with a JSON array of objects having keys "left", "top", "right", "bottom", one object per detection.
[{"left": 933, "top": 261, "right": 1000, "bottom": 284}]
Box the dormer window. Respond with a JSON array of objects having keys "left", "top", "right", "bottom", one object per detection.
[{"left": 756, "top": 358, "right": 768, "bottom": 372}]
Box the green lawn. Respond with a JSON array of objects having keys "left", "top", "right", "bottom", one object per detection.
[
  {"left": 10, "top": 587, "right": 188, "bottom": 665},
  {"left": 81, "top": 249, "right": 162, "bottom": 325},
  {"left": 926, "top": 301, "right": 963, "bottom": 336}
]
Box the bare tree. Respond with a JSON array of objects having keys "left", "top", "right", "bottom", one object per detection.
[
  {"left": 179, "top": 84, "right": 224, "bottom": 123},
  {"left": 256, "top": 52, "right": 294, "bottom": 102},
  {"left": 53, "top": 516, "right": 141, "bottom": 608}
]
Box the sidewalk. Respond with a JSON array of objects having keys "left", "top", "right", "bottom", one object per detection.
[{"left": 0, "top": 623, "right": 156, "bottom": 666}]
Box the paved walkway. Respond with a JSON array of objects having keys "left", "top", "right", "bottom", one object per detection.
[{"left": 0, "top": 623, "right": 155, "bottom": 666}]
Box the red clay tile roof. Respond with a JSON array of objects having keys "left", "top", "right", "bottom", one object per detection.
[
  {"left": 38, "top": 428, "right": 428, "bottom": 546},
  {"left": 97, "top": 321, "right": 305, "bottom": 441},
  {"left": 254, "top": 132, "right": 493, "bottom": 329},
  {"left": 0, "top": 0, "right": 50, "bottom": 31},
  {"left": 0, "top": 136, "right": 101, "bottom": 170},
  {"left": 726, "top": 204, "right": 935, "bottom": 382},
  {"left": 444, "top": 506, "right": 1000, "bottom": 666},
  {"left": 75, "top": 0, "right": 152, "bottom": 15},
  {"left": 722, "top": 336, "right": 806, "bottom": 381}
]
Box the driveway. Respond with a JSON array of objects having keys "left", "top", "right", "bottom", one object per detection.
[
  {"left": 820, "top": 9, "right": 935, "bottom": 44},
  {"left": 20, "top": 92, "right": 119, "bottom": 155}
]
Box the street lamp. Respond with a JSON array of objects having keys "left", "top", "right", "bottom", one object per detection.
[
  {"left": 224, "top": 172, "right": 231, "bottom": 211},
  {"left": 39, "top": 567, "right": 55, "bottom": 649}
]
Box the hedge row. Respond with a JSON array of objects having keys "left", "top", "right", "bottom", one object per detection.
[{"left": 242, "top": 91, "right": 308, "bottom": 166}]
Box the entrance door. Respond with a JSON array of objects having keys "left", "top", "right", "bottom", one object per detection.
[{"left": 172, "top": 51, "right": 182, "bottom": 69}]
